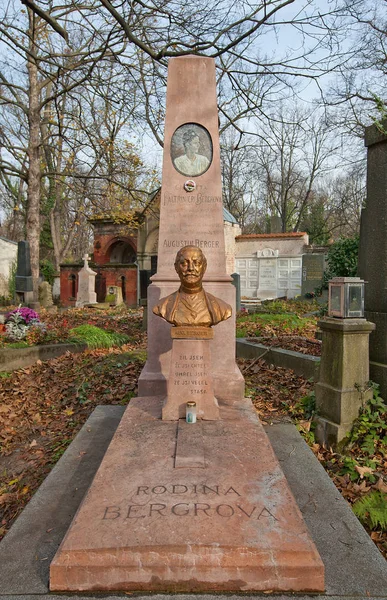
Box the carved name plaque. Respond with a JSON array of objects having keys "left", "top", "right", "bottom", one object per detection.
[
  {"left": 171, "top": 326, "right": 213, "bottom": 339},
  {"left": 102, "top": 483, "right": 278, "bottom": 522}
]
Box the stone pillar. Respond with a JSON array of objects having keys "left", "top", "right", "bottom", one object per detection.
[
  {"left": 231, "top": 272, "right": 241, "bottom": 312},
  {"left": 138, "top": 56, "right": 244, "bottom": 402},
  {"left": 314, "top": 318, "right": 375, "bottom": 447},
  {"left": 358, "top": 122, "right": 387, "bottom": 398}
]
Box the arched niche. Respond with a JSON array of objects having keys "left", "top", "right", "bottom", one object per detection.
[{"left": 107, "top": 239, "right": 136, "bottom": 264}]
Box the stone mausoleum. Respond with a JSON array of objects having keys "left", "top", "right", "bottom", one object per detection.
[
  {"left": 235, "top": 232, "right": 310, "bottom": 299},
  {"left": 60, "top": 218, "right": 138, "bottom": 307}
]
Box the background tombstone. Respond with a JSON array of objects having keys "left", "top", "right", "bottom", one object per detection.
[
  {"left": 38, "top": 281, "right": 56, "bottom": 311},
  {"left": 301, "top": 253, "right": 325, "bottom": 297},
  {"left": 358, "top": 121, "right": 387, "bottom": 398},
  {"left": 76, "top": 254, "right": 97, "bottom": 307},
  {"left": 52, "top": 274, "right": 60, "bottom": 303},
  {"left": 15, "top": 241, "right": 34, "bottom": 305},
  {"left": 269, "top": 215, "right": 282, "bottom": 233},
  {"left": 138, "top": 56, "right": 244, "bottom": 402},
  {"left": 105, "top": 285, "right": 123, "bottom": 306},
  {"left": 231, "top": 272, "right": 241, "bottom": 311}
]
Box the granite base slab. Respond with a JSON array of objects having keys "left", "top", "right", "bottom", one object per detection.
[
  {"left": 50, "top": 397, "right": 324, "bottom": 593},
  {"left": 1, "top": 407, "right": 387, "bottom": 599}
]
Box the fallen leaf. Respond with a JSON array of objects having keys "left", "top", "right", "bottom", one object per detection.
[
  {"left": 298, "top": 419, "right": 311, "bottom": 431},
  {"left": 375, "top": 477, "right": 387, "bottom": 493},
  {"left": 355, "top": 465, "right": 374, "bottom": 479}
]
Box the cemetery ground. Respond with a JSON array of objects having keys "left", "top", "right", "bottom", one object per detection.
[{"left": 1, "top": 301, "right": 387, "bottom": 563}]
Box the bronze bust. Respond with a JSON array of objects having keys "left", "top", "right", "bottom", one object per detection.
[{"left": 153, "top": 246, "right": 232, "bottom": 327}]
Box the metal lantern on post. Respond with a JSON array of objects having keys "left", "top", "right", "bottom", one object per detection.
[{"left": 328, "top": 277, "right": 365, "bottom": 318}]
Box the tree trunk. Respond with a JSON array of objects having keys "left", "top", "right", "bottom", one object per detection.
[{"left": 26, "top": 9, "right": 41, "bottom": 301}]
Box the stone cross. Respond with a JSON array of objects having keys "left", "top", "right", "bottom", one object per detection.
[{"left": 82, "top": 254, "right": 90, "bottom": 268}]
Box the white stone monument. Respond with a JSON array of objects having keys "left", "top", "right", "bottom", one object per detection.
[{"left": 75, "top": 254, "right": 97, "bottom": 307}]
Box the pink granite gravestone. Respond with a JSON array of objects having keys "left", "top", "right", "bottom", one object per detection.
[
  {"left": 50, "top": 56, "right": 325, "bottom": 594},
  {"left": 138, "top": 56, "right": 244, "bottom": 403}
]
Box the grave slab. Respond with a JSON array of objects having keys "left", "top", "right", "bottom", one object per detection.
[
  {"left": 50, "top": 398, "right": 324, "bottom": 593},
  {"left": 1, "top": 407, "right": 387, "bottom": 599}
]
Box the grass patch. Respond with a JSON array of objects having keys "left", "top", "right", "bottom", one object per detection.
[
  {"left": 6, "top": 341, "right": 30, "bottom": 348},
  {"left": 236, "top": 312, "right": 316, "bottom": 338},
  {"left": 68, "top": 324, "right": 130, "bottom": 349}
]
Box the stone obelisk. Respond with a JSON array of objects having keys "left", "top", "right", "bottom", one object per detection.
[{"left": 138, "top": 56, "right": 244, "bottom": 402}]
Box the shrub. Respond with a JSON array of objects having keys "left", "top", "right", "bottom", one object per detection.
[
  {"left": 25, "top": 322, "right": 48, "bottom": 345},
  {"left": 326, "top": 236, "right": 359, "bottom": 278},
  {"left": 343, "top": 385, "right": 387, "bottom": 455}
]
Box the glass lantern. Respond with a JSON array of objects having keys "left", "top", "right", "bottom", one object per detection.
[{"left": 328, "top": 277, "right": 364, "bottom": 318}]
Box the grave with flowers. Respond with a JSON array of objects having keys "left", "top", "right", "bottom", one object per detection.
[{"left": 3, "top": 307, "right": 44, "bottom": 344}]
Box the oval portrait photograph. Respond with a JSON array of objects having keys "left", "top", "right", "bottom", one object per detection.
[{"left": 171, "top": 123, "right": 212, "bottom": 177}]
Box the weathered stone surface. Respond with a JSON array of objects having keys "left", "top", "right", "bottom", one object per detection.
[
  {"left": 315, "top": 318, "right": 375, "bottom": 446},
  {"left": 38, "top": 281, "right": 54, "bottom": 307},
  {"left": 162, "top": 337, "right": 220, "bottom": 420},
  {"left": 105, "top": 284, "right": 124, "bottom": 306},
  {"left": 76, "top": 255, "right": 97, "bottom": 307},
  {"left": 301, "top": 253, "right": 325, "bottom": 296},
  {"left": 50, "top": 398, "right": 324, "bottom": 593},
  {"left": 15, "top": 241, "right": 33, "bottom": 292},
  {"left": 358, "top": 122, "right": 387, "bottom": 398}
]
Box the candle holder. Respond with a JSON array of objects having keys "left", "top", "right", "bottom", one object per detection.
[{"left": 328, "top": 277, "right": 364, "bottom": 318}]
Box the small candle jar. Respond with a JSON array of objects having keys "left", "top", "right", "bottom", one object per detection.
[{"left": 186, "top": 401, "right": 197, "bottom": 423}]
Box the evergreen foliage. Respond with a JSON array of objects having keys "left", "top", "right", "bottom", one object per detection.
[
  {"left": 40, "top": 259, "right": 56, "bottom": 285},
  {"left": 326, "top": 236, "right": 359, "bottom": 278},
  {"left": 353, "top": 491, "right": 387, "bottom": 531}
]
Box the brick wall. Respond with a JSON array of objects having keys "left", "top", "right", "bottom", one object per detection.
[{"left": 59, "top": 264, "right": 137, "bottom": 307}]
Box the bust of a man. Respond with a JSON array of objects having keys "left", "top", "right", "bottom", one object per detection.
[{"left": 153, "top": 246, "right": 232, "bottom": 327}]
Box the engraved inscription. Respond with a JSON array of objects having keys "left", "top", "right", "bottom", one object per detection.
[
  {"left": 163, "top": 193, "right": 222, "bottom": 206},
  {"left": 162, "top": 239, "right": 220, "bottom": 249},
  {"left": 173, "top": 355, "right": 209, "bottom": 396},
  {"left": 101, "top": 483, "right": 278, "bottom": 522}
]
